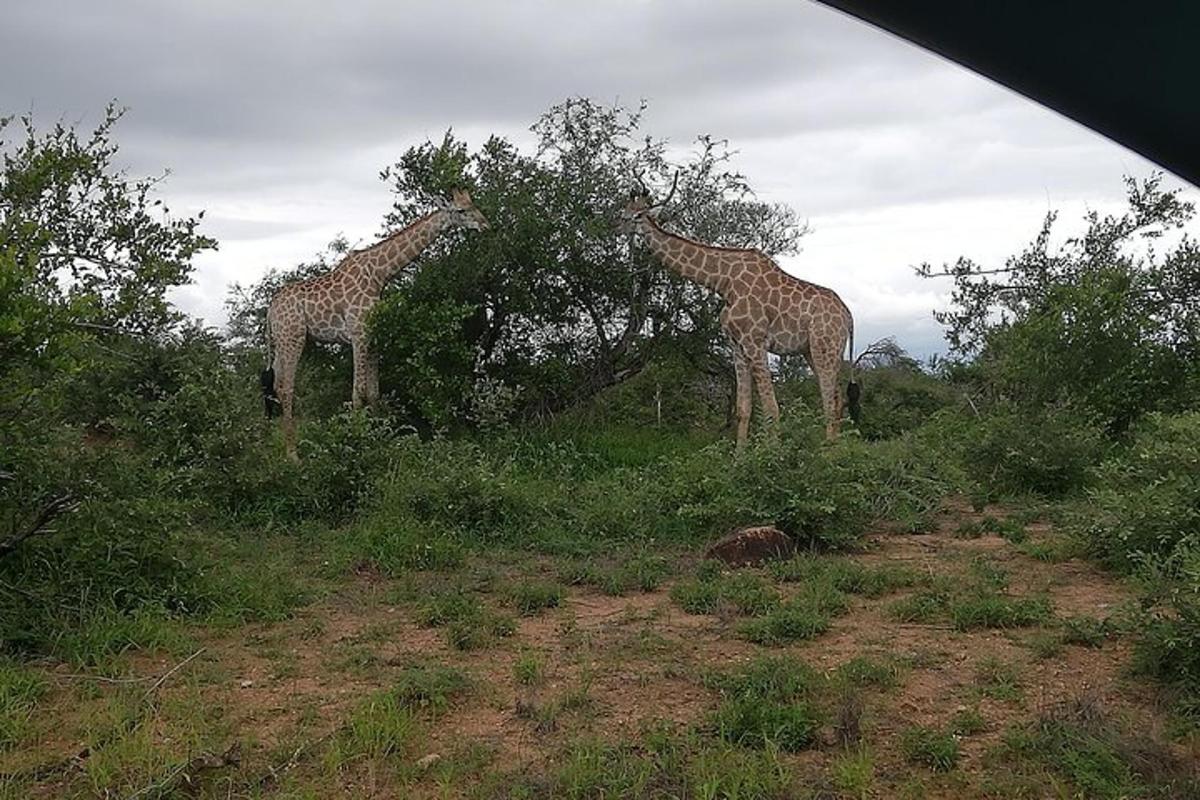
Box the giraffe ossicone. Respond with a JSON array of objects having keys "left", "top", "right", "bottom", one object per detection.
[
  {"left": 263, "top": 189, "right": 490, "bottom": 460},
  {"left": 619, "top": 189, "right": 855, "bottom": 445}
]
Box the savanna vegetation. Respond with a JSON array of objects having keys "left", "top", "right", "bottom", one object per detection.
[{"left": 2, "top": 99, "right": 1198, "bottom": 798}]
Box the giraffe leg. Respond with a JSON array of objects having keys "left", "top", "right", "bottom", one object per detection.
[
  {"left": 749, "top": 348, "right": 781, "bottom": 437},
  {"left": 272, "top": 329, "right": 304, "bottom": 462},
  {"left": 274, "top": 350, "right": 304, "bottom": 462},
  {"left": 350, "top": 338, "right": 379, "bottom": 408},
  {"left": 733, "top": 349, "right": 753, "bottom": 450},
  {"left": 812, "top": 346, "right": 842, "bottom": 440}
]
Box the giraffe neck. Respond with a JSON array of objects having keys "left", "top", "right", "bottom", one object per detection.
[
  {"left": 361, "top": 210, "right": 451, "bottom": 287},
  {"left": 638, "top": 216, "right": 733, "bottom": 295}
]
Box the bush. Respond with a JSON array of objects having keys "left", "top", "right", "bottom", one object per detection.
[
  {"left": 851, "top": 365, "right": 959, "bottom": 441},
  {"left": 954, "top": 404, "right": 1107, "bottom": 500},
  {"left": 1131, "top": 551, "right": 1200, "bottom": 710},
  {"left": 1064, "top": 413, "right": 1200, "bottom": 711},
  {"left": 1079, "top": 413, "right": 1200, "bottom": 572}
]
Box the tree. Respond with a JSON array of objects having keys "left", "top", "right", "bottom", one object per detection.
[
  {"left": 371, "top": 97, "right": 806, "bottom": 426},
  {"left": 919, "top": 175, "right": 1200, "bottom": 433},
  {"left": 0, "top": 103, "right": 215, "bottom": 556}
]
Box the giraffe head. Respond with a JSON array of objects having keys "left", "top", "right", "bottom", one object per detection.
[
  {"left": 617, "top": 190, "right": 655, "bottom": 234},
  {"left": 617, "top": 172, "right": 678, "bottom": 234},
  {"left": 439, "top": 188, "right": 490, "bottom": 232}
]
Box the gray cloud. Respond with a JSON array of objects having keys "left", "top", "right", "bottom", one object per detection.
[{"left": 4, "top": 0, "right": 1195, "bottom": 358}]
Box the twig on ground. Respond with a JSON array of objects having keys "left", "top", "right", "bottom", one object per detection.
[
  {"left": 142, "top": 647, "right": 206, "bottom": 699},
  {"left": 53, "top": 646, "right": 206, "bottom": 692}
]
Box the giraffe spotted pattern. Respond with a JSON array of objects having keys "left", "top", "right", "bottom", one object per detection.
[
  {"left": 621, "top": 193, "right": 854, "bottom": 445},
  {"left": 266, "top": 189, "right": 489, "bottom": 459}
]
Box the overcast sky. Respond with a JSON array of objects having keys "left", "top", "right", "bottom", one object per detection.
[{"left": 4, "top": 0, "right": 1195, "bottom": 357}]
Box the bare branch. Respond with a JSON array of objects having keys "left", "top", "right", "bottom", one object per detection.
[{"left": 0, "top": 494, "right": 79, "bottom": 560}]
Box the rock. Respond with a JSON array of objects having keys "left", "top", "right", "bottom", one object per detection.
[{"left": 704, "top": 526, "right": 794, "bottom": 567}]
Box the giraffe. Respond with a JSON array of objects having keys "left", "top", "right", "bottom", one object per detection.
[
  {"left": 263, "top": 189, "right": 489, "bottom": 459},
  {"left": 619, "top": 189, "right": 856, "bottom": 445}
]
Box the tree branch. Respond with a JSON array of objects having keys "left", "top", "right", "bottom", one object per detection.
[{"left": 0, "top": 494, "right": 79, "bottom": 560}]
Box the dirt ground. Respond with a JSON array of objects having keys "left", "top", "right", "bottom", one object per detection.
[{"left": 10, "top": 502, "right": 1199, "bottom": 799}]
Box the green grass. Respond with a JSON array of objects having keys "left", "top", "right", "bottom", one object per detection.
[
  {"left": 49, "top": 606, "right": 196, "bottom": 668},
  {"left": 831, "top": 747, "right": 875, "bottom": 799},
  {"left": 739, "top": 599, "right": 831, "bottom": 645},
  {"left": 1017, "top": 536, "right": 1083, "bottom": 563},
  {"left": 955, "top": 515, "right": 1028, "bottom": 543},
  {"left": 951, "top": 707, "right": 987, "bottom": 736},
  {"left": 561, "top": 552, "right": 673, "bottom": 596},
  {"left": 949, "top": 593, "right": 1052, "bottom": 631},
  {"left": 975, "top": 657, "right": 1024, "bottom": 702},
  {"left": 1026, "top": 630, "right": 1065, "bottom": 659},
  {"left": 513, "top": 651, "right": 544, "bottom": 687},
  {"left": 1061, "top": 616, "right": 1107, "bottom": 647},
  {"left": 967, "top": 555, "right": 1009, "bottom": 589},
  {"left": 669, "top": 578, "right": 722, "bottom": 614},
  {"left": 391, "top": 664, "right": 470, "bottom": 713},
  {"left": 713, "top": 696, "right": 821, "bottom": 752},
  {"left": 900, "top": 725, "right": 960, "bottom": 771},
  {"left": 337, "top": 690, "right": 419, "bottom": 762},
  {"left": 0, "top": 658, "right": 45, "bottom": 750},
  {"left": 415, "top": 587, "right": 515, "bottom": 650},
  {"left": 516, "top": 672, "right": 596, "bottom": 734},
  {"left": 503, "top": 729, "right": 792, "bottom": 799},
  {"left": 705, "top": 655, "right": 821, "bottom": 703},
  {"left": 994, "top": 696, "right": 1196, "bottom": 800},
  {"left": 835, "top": 655, "right": 902, "bottom": 690},
  {"left": 706, "top": 655, "right": 824, "bottom": 753},
  {"left": 887, "top": 588, "right": 951, "bottom": 624},
  {"left": 507, "top": 580, "right": 565, "bottom": 616},
  {"left": 669, "top": 571, "right": 779, "bottom": 617},
  {"left": 770, "top": 555, "right": 924, "bottom": 598}
]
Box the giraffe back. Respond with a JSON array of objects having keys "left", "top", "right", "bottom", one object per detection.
[{"left": 268, "top": 256, "right": 379, "bottom": 346}]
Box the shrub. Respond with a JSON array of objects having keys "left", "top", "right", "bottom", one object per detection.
[
  {"left": 956, "top": 404, "right": 1107, "bottom": 500},
  {"left": 1079, "top": 412, "right": 1200, "bottom": 572},
  {"left": 1073, "top": 413, "right": 1200, "bottom": 708},
  {"left": 851, "top": 365, "right": 959, "bottom": 441}
]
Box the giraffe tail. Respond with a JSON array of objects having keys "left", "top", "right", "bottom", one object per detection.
[
  {"left": 261, "top": 316, "right": 280, "bottom": 419},
  {"left": 846, "top": 321, "right": 862, "bottom": 424}
]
